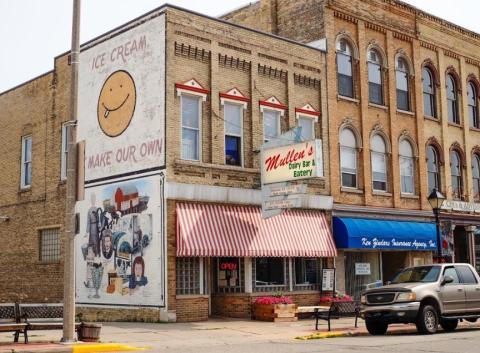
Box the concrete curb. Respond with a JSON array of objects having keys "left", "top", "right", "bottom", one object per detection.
[
  {"left": 0, "top": 343, "right": 146, "bottom": 353},
  {"left": 295, "top": 331, "right": 357, "bottom": 340}
]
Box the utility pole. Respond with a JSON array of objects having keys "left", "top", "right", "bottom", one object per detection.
[{"left": 62, "top": 0, "right": 81, "bottom": 343}]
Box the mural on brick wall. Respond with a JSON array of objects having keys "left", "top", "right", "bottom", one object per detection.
[
  {"left": 76, "top": 13, "right": 166, "bottom": 307},
  {"left": 76, "top": 175, "right": 165, "bottom": 306}
]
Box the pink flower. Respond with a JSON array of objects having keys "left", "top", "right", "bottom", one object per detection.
[
  {"left": 254, "top": 296, "right": 293, "bottom": 305},
  {"left": 319, "top": 295, "right": 353, "bottom": 303}
]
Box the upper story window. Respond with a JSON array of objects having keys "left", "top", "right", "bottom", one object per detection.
[
  {"left": 427, "top": 145, "right": 441, "bottom": 193},
  {"left": 298, "top": 116, "right": 315, "bottom": 140},
  {"left": 399, "top": 139, "right": 414, "bottom": 194},
  {"left": 224, "top": 102, "right": 243, "bottom": 166},
  {"left": 368, "top": 49, "right": 384, "bottom": 105},
  {"left": 422, "top": 67, "right": 436, "bottom": 118},
  {"left": 21, "top": 135, "right": 32, "bottom": 189},
  {"left": 337, "top": 39, "right": 354, "bottom": 98},
  {"left": 371, "top": 134, "right": 387, "bottom": 192},
  {"left": 263, "top": 109, "right": 281, "bottom": 143},
  {"left": 468, "top": 81, "right": 479, "bottom": 128},
  {"left": 181, "top": 95, "right": 201, "bottom": 161},
  {"left": 472, "top": 154, "right": 480, "bottom": 201},
  {"left": 61, "top": 123, "right": 69, "bottom": 180},
  {"left": 447, "top": 74, "right": 459, "bottom": 124},
  {"left": 450, "top": 150, "right": 463, "bottom": 200},
  {"left": 396, "top": 57, "right": 410, "bottom": 111},
  {"left": 340, "top": 128, "right": 358, "bottom": 188}
]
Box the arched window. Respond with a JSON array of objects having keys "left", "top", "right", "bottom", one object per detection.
[
  {"left": 371, "top": 135, "right": 387, "bottom": 191},
  {"left": 468, "top": 82, "right": 479, "bottom": 128},
  {"left": 450, "top": 150, "right": 463, "bottom": 199},
  {"left": 422, "top": 67, "right": 436, "bottom": 118},
  {"left": 447, "top": 74, "right": 459, "bottom": 124},
  {"left": 399, "top": 140, "right": 414, "bottom": 194},
  {"left": 337, "top": 39, "right": 354, "bottom": 98},
  {"left": 472, "top": 154, "right": 480, "bottom": 201},
  {"left": 340, "top": 128, "right": 357, "bottom": 188},
  {"left": 368, "top": 49, "right": 383, "bottom": 105},
  {"left": 427, "top": 145, "right": 440, "bottom": 192},
  {"left": 396, "top": 57, "right": 410, "bottom": 111}
]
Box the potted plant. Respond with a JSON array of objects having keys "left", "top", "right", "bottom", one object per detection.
[
  {"left": 76, "top": 313, "right": 102, "bottom": 342},
  {"left": 253, "top": 294, "right": 297, "bottom": 322},
  {"left": 319, "top": 292, "right": 353, "bottom": 307}
]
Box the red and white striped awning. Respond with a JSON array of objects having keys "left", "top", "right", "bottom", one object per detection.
[{"left": 176, "top": 203, "right": 337, "bottom": 258}]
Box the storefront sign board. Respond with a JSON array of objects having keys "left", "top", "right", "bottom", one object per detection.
[
  {"left": 441, "top": 200, "right": 480, "bottom": 213},
  {"left": 263, "top": 197, "right": 302, "bottom": 211},
  {"left": 355, "top": 263, "right": 371, "bottom": 275},
  {"left": 322, "top": 269, "right": 335, "bottom": 291},
  {"left": 261, "top": 139, "right": 323, "bottom": 184}
]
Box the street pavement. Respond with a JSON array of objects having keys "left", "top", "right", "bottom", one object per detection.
[{"left": 1, "top": 317, "right": 479, "bottom": 353}]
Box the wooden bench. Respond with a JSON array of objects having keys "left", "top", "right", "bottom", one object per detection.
[
  {"left": 314, "top": 301, "right": 360, "bottom": 331},
  {"left": 18, "top": 303, "right": 81, "bottom": 343},
  {"left": 0, "top": 303, "right": 28, "bottom": 343}
]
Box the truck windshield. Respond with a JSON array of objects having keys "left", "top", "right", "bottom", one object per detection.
[{"left": 391, "top": 266, "right": 441, "bottom": 284}]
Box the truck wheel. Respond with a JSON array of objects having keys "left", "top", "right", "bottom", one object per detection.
[
  {"left": 415, "top": 305, "right": 438, "bottom": 334},
  {"left": 365, "top": 318, "right": 388, "bottom": 335},
  {"left": 440, "top": 319, "right": 458, "bottom": 332}
]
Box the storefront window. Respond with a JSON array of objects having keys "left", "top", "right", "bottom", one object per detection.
[
  {"left": 294, "top": 258, "right": 321, "bottom": 290},
  {"left": 345, "top": 252, "right": 381, "bottom": 300},
  {"left": 254, "top": 258, "right": 285, "bottom": 289},
  {"left": 176, "top": 257, "right": 201, "bottom": 295},
  {"left": 215, "top": 257, "right": 244, "bottom": 293}
]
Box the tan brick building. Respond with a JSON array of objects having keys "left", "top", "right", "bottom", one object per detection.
[{"left": 224, "top": 0, "right": 480, "bottom": 297}]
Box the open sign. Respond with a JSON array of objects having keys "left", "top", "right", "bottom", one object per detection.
[{"left": 219, "top": 262, "right": 237, "bottom": 271}]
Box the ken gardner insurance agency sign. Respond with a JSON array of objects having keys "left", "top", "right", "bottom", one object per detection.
[{"left": 261, "top": 140, "right": 323, "bottom": 184}]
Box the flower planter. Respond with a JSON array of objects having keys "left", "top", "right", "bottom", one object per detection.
[
  {"left": 254, "top": 303, "right": 298, "bottom": 322},
  {"left": 77, "top": 322, "right": 102, "bottom": 342}
]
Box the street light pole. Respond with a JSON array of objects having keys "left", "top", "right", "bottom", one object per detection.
[
  {"left": 427, "top": 188, "right": 446, "bottom": 264},
  {"left": 434, "top": 207, "right": 442, "bottom": 259},
  {"left": 62, "top": 0, "right": 81, "bottom": 343}
]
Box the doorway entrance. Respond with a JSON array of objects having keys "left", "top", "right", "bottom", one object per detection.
[
  {"left": 454, "top": 226, "right": 470, "bottom": 263},
  {"left": 381, "top": 252, "right": 407, "bottom": 283}
]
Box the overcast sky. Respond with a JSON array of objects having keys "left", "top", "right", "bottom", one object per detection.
[{"left": 0, "top": 1, "right": 478, "bottom": 93}]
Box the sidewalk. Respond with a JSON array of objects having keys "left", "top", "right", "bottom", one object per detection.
[{"left": 1, "top": 318, "right": 479, "bottom": 353}]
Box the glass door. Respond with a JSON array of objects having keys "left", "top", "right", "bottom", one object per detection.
[{"left": 345, "top": 252, "right": 381, "bottom": 300}]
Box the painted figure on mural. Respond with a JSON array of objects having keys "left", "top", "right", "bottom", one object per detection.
[
  {"left": 83, "top": 244, "right": 95, "bottom": 289},
  {"left": 102, "top": 229, "right": 114, "bottom": 259},
  {"left": 129, "top": 256, "right": 148, "bottom": 289},
  {"left": 91, "top": 261, "right": 104, "bottom": 299},
  {"left": 86, "top": 193, "right": 101, "bottom": 256}
]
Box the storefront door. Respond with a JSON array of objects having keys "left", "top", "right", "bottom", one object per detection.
[
  {"left": 381, "top": 252, "right": 407, "bottom": 282},
  {"left": 454, "top": 227, "right": 470, "bottom": 263},
  {"left": 345, "top": 252, "right": 381, "bottom": 300}
]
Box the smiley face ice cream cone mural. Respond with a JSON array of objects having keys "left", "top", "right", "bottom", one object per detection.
[{"left": 97, "top": 70, "right": 137, "bottom": 137}]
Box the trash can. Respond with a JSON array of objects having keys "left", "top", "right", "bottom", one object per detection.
[{"left": 78, "top": 322, "right": 102, "bottom": 342}]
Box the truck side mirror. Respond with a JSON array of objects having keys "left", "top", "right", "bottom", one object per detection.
[{"left": 441, "top": 275, "right": 454, "bottom": 285}]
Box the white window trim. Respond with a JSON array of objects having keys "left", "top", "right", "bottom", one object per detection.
[
  {"left": 61, "top": 123, "right": 68, "bottom": 181},
  {"left": 21, "top": 135, "right": 32, "bottom": 189},
  {"left": 262, "top": 108, "right": 281, "bottom": 143},
  {"left": 400, "top": 155, "right": 415, "bottom": 195},
  {"left": 296, "top": 114, "right": 316, "bottom": 141},
  {"left": 180, "top": 93, "right": 203, "bottom": 162},
  {"left": 223, "top": 101, "right": 244, "bottom": 168},
  {"left": 259, "top": 104, "right": 285, "bottom": 116},
  {"left": 340, "top": 145, "right": 358, "bottom": 188},
  {"left": 371, "top": 151, "right": 387, "bottom": 192}
]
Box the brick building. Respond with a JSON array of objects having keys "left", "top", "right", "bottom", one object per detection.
[
  {"left": 224, "top": 0, "right": 480, "bottom": 297},
  {"left": 2, "top": 0, "right": 480, "bottom": 321},
  {"left": 1, "top": 5, "right": 336, "bottom": 322}
]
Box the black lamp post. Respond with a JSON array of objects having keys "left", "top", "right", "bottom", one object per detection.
[{"left": 427, "top": 188, "right": 446, "bottom": 261}]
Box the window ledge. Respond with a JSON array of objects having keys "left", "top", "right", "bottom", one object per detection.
[
  {"left": 337, "top": 95, "right": 359, "bottom": 104},
  {"left": 470, "top": 127, "right": 480, "bottom": 132},
  {"left": 38, "top": 261, "right": 61, "bottom": 265},
  {"left": 18, "top": 186, "right": 32, "bottom": 194},
  {"left": 401, "top": 193, "right": 419, "bottom": 199},
  {"left": 176, "top": 294, "right": 209, "bottom": 299},
  {"left": 372, "top": 191, "right": 392, "bottom": 197},
  {"left": 397, "top": 109, "right": 415, "bottom": 116},
  {"left": 448, "top": 122, "right": 463, "bottom": 128},
  {"left": 341, "top": 187, "right": 364, "bottom": 194},
  {"left": 368, "top": 103, "right": 388, "bottom": 111},
  {"left": 424, "top": 115, "right": 440, "bottom": 123}
]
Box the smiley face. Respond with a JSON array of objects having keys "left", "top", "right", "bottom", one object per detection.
[{"left": 97, "top": 70, "right": 136, "bottom": 137}]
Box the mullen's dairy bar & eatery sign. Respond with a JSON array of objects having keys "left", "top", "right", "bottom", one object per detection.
[{"left": 261, "top": 140, "right": 323, "bottom": 184}]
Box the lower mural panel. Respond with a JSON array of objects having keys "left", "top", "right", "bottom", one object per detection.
[{"left": 75, "top": 173, "right": 165, "bottom": 307}]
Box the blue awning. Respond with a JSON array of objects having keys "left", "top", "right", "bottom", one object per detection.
[{"left": 333, "top": 217, "right": 437, "bottom": 251}]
